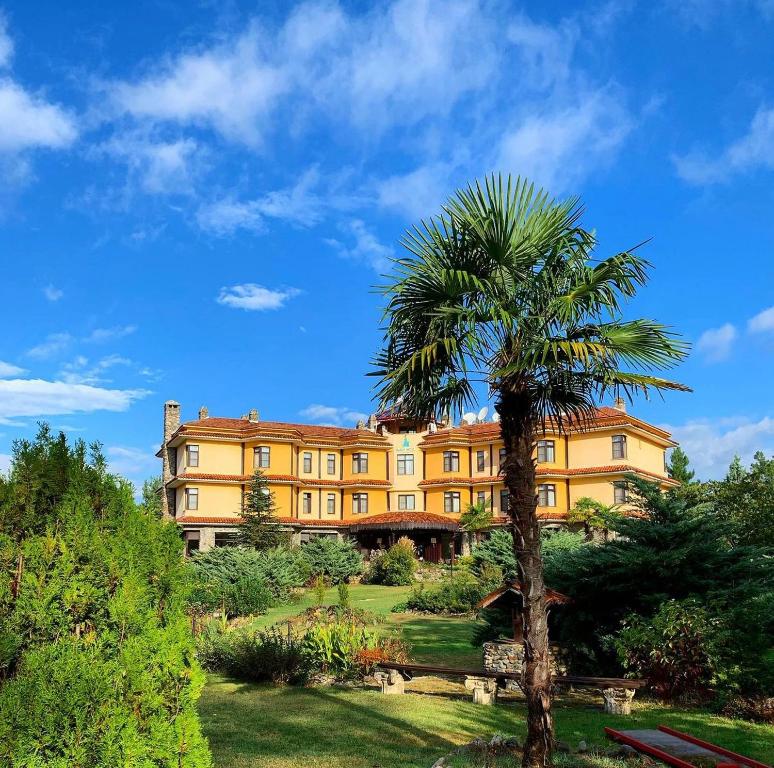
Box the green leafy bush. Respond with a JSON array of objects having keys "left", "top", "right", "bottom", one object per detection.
[
  {"left": 0, "top": 432, "right": 211, "bottom": 767},
  {"left": 198, "top": 623, "right": 307, "bottom": 684},
  {"left": 300, "top": 537, "right": 363, "bottom": 583},
  {"left": 368, "top": 537, "right": 417, "bottom": 586},
  {"left": 189, "top": 545, "right": 309, "bottom": 615},
  {"left": 615, "top": 599, "right": 726, "bottom": 702},
  {"left": 301, "top": 620, "right": 377, "bottom": 677},
  {"left": 399, "top": 573, "right": 490, "bottom": 614}
]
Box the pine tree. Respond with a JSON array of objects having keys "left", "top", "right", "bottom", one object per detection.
[
  {"left": 238, "top": 470, "right": 289, "bottom": 549},
  {"left": 667, "top": 446, "right": 695, "bottom": 484}
]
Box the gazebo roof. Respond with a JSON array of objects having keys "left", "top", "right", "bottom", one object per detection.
[
  {"left": 348, "top": 512, "right": 459, "bottom": 533},
  {"left": 476, "top": 581, "right": 570, "bottom": 611}
]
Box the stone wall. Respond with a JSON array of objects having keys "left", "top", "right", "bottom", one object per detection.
[{"left": 483, "top": 640, "right": 568, "bottom": 690}]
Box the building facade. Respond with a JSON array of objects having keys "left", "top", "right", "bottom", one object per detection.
[{"left": 158, "top": 400, "right": 678, "bottom": 556}]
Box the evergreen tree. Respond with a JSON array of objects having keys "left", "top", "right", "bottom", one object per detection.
[
  {"left": 667, "top": 446, "right": 695, "bottom": 484},
  {"left": 140, "top": 475, "right": 163, "bottom": 518},
  {"left": 567, "top": 496, "right": 616, "bottom": 538},
  {"left": 238, "top": 470, "right": 289, "bottom": 549}
]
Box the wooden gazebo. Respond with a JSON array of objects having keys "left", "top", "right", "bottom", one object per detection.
[{"left": 476, "top": 580, "right": 570, "bottom": 642}]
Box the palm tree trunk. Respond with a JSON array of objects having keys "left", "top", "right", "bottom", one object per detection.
[{"left": 497, "top": 388, "right": 553, "bottom": 768}]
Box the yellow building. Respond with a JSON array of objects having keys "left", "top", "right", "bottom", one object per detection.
[{"left": 159, "top": 400, "right": 678, "bottom": 556}]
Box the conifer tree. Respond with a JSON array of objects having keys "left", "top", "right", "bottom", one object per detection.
[
  {"left": 238, "top": 470, "right": 289, "bottom": 549},
  {"left": 667, "top": 446, "right": 695, "bottom": 484}
]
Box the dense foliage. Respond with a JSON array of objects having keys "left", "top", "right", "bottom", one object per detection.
[
  {"left": 238, "top": 471, "right": 290, "bottom": 550},
  {"left": 0, "top": 426, "right": 211, "bottom": 767},
  {"left": 188, "top": 546, "right": 309, "bottom": 615},
  {"left": 398, "top": 569, "right": 502, "bottom": 614},
  {"left": 549, "top": 477, "right": 773, "bottom": 698},
  {"left": 300, "top": 537, "right": 364, "bottom": 583},
  {"left": 367, "top": 537, "right": 417, "bottom": 585}
]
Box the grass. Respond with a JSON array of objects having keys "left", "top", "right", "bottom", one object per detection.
[
  {"left": 200, "top": 678, "right": 774, "bottom": 768},
  {"left": 201, "top": 585, "right": 774, "bottom": 767}
]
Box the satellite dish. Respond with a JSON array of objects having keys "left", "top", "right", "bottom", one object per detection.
[
  {"left": 477, "top": 406, "right": 488, "bottom": 423},
  {"left": 462, "top": 412, "right": 477, "bottom": 425},
  {"left": 492, "top": 413, "right": 501, "bottom": 423}
]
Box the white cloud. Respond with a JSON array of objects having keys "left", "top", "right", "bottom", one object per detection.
[
  {"left": 0, "top": 361, "right": 26, "bottom": 378},
  {"left": 217, "top": 283, "right": 301, "bottom": 311},
  {"left": 696, "top": 323, "right": 737, "bottom": 362},
  {"left": 196, "top": 167, "right": 345, "bottom": 234},
  {"left": 59, "top": 354, "right": 132, "bottom": 385},
  {"left": 0, "top": 16, "right": 14, "bottom": 69},
  {"left": 43, "top": 284, "right": 63, "bottom": 302},
  {"left": 664, "top": 416, "right": 774, "bottom": 480},
  {"left": 325, "top": 219, "right": 394, "bottom": 272},
  {"left": 299, "top": 403, "right": 368, "bottom": 426},
  {"left": 98, "top": 132, "right": 202, "bottom": 195},
  {"left": 85, "top": 325, "right": 137, "bottom": 343},
  {"left": 748, "top": 305, "right": 774, "bottom": 334},
  {"left": 674, "top": 106, "right": 774, "bottom": 184},
  {"left": 496, "top": 90, "right": 633, "bottom": 193},
  {"left": 0, "top": 453, "right": 10, "bottom": 474},
  {"left": 0, "top": 378, "right": 149, "bottom": 418},
  {"left": 377, "top": 162, "right": 457, "bottom": 220},
  {"left": 26, "top": 332, "right": 74, "bottom": 359},
  {"left": 107, "top": 445, "right": 158, "bottom": 481}
]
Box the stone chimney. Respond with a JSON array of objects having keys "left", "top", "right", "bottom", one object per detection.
[
  {"left": 367, "top": 413, "right": 378, "bottom": 432},
  {"left": 161, "top": 401, "right": 181, "bottom": 520},
  {"left": 199, "top": 405, "right": 209, "bottom": 420},
  {"left": 613, "top": 396, "right": 627, "bottom": 413},
  {"left": 248, "top": 408, "right": 259, "bottom": 423}
]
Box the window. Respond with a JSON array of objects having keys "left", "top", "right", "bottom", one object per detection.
[
  {"left": 443, "top": 450, "right": 460, "bottom": 472},
  {"left": 327, "top": 453, "right": 336, "bottom": 475},
  {"left": 536, "top": 440, "right": 555, "bottom": 463},
  {"left": 303, "top": 452, "right": 313, "bottom": 473},
  {"left": 302, "top": 492, "right": 312, "bottom": 514},
  {"left": 476, "top": 491, "right": 487, "bottom": 506},
  {"left": 476, "top": 450, "right": 486, "bottom": 472},
  {"left": 185, "top": 487, "right": 198, "bottom": 511},
  {"left": 613, "top": 481, "right": 629, "bottom": 504},
  {"left": 500, "top": 489, "right": 510, "bottom": 513},
  {"left": 352, "top": 453, "right": 368, "bottom": 473},
  {"left": 444, "top": 491, "right": 461, "bottom": 513},
  {"left": 327, "top": 493, "right": 336, "bottom": 514},
  {"left": 612, "top": 434, "right": 627, "bottom": 459},
  {"left": 186, "top": 444, "right": 199, "bottom": 468},
  {"left": 499, "top": 447, "right": 507, "bottom": 470},
  {"left": 214, "top": 532, "right": 240, "bottom": 547},
  {"left": 538, "top": 484, "right": 556, "bottom": 507},
  {"left": 254, "top": 446, "right": 270, "bottom": 468},
  {"left": 184, "top": 532, "right": 200, "bottom": 557},
  {"left": 353, "top": 493, "right": 368, "bottom": 514},
  {"left": 397, "top": 453, "right": 414, "bottom": 475},
  {"left": 398, "top": 494, "right": 415, "bottom": 510}
]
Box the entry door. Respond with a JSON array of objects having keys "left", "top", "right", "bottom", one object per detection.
[{"left": 425, "top": 541, "right": 442, "bottom": 563}]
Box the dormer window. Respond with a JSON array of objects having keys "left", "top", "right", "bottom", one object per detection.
[
  {"left": 612, "top": 434, "right": 627, "bottom": 459},
  {"left": 186, "top": 444, "right": 199, "bottom": 468}
]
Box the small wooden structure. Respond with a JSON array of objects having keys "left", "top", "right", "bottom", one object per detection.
[{"left": 476, "top": 580, "right": 570, "bottom": 642}]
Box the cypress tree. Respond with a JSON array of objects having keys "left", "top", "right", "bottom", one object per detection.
[{"left": 238, "top": 470, "right": 289, "bottom": 550}]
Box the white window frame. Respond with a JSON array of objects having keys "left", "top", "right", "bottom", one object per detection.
[
  {"left": 443, "top": 491, "right": 461, "bottom": 513},
  {"left": 352, "top": 453, "right": 369, "bottom": 474},
  {"left": 537, "top": 440, "right": 555, "bottom": 463},
  {"left": 538, "top": 483, "right": 556, "bottom": 507},
  {"left": 613, "top": 481, "right": 629, "bottom": 504},
  {"left": 303, "top": 452, "right": 313, "bottom": 473},
  {"left": 302, "top": 492, "right": 312, "bottom": 514},
  {"left": 327, "top": 493, "right": 336, "bottom": 514},
  {"left": 185, "top": 487, "right": 199, "bottom": 511},
  {"left": 254, "top": 445, "right": 270, "bottom": 469},
  {"left": 186, "top": 444, "right": 199, "bottom": 468},
  {"left": 612, "top": 434, "right": 627, "bottom": 460},
  {"left": 398, "top": 494, "right": 415, "bottom": 511},
  {"left": 397, "top": 454, "right": 414, "bottom": 475},
  {"left": 443, "top": 451, "right": 460, "bottom": 473},
  {"left": 327, "top": 454, "right": 336, "bottom": 475},
  {"left": 353, "top": 493, "right": 368, "bottom": 514}
]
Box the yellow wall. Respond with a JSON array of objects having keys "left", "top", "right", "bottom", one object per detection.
[
  {"left": 176, "top": 482, "right": 242, "bottom": 518},
  {"left": 268, "top": 484, "right": 294, "bottom": 517},
  {"left": 341, "top": 448, "right": 389, "bottom": 481},
  {"left": 425, "top": 485, "right": 472, "bottom": 515},
  {"left": 568, "top": 430, "right": 666, "bottom": 474},
  {"left": 177, "top": 440, "right": 242, "bottom": 475},
  {"left": 424, "top": 445, "right": 471, "bottom": 478},
  {"left": 568, "top": 475, "right": 632, "bottom": 509},
  {"left": 342, "top": 488, "right": 388, "bottom": 519},
  {"left": 387, "top": 431, "right": 424, "bottom": 511},
  {"left": 244, "top": 440, "right": 295, "bottom": 475}
]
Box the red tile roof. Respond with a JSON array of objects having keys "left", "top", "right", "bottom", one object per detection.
[
  {"left": 175, "top": 515, "right": 244, "bottom": 524},
  {"left": 348, "top": 511, "right": 459, "bottom": 531}
]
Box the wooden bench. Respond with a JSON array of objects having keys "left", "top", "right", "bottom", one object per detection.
[{"left": 374, "top": 662, "right": 645, "bottom": 712}]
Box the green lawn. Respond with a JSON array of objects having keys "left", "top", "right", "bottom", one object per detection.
[
  {"left": 200, "top": 585, "right": 774, "bottom": 767},
  {"left": 200, "top": 677, "right": 774, "bottom": 768}
]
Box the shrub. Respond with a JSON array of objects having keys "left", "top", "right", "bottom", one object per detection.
[
  {"left": 313, "top": 574, "right": 327, "bottom": 605},
  {"left": 721, "top": 695, "right": 774, "bottom": 724},
  {"left": 198, "top": 623, "right": 307, "bottom": 684},
  {"left": 189, "top": 545, "right": 309, "bottom": 615},
  {"left": 398, "top": 572, "right": 489, "bottom": 614},
  {"left": 368, "top": 537, "right": 417, "bottom": 586},
  {"left": 614, "top": 599, "right": 727, "bottom": 702},
  {"left": 337, "top": 581, "right": 350, "bottom": 609},
  {"left": 472, "top": 530, "right": 516, "bottom": 578},
  {"left": 301, "top": 620, "right": 377, "bottom": 677},
  {"left": 300, "top": 537, "right": 363, "bottom": 583}
]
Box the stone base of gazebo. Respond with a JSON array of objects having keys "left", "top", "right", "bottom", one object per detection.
[{"left": 483, "top": 640, "right": 567, "bottom": 690}]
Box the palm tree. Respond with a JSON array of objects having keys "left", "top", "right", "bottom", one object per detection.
[{"left": 372, "top": 174, "right": 689, "bottom": 767}]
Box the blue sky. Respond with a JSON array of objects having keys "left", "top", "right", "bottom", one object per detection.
[{"left": 0, "top": 0, "right": 773, "bottom": 488}]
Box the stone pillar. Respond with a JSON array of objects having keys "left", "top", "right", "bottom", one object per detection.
[
  {"left": 464, "top": 675, "right": 497, "bottom": 705},
  {"left": 460, "top": 532, "right": 471, "bottom": 556},
  {"left": 375, "top": 669, "right": 405, "bottom": 694},
  {"left": 602, "top": 687, "right": 635, "bottom": 715},
  {"left": 483, "top": 640, "right": 523, "bottom": 691},
  {"left": 161, "top": 400, "right": 180, "bottom": 520}
]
